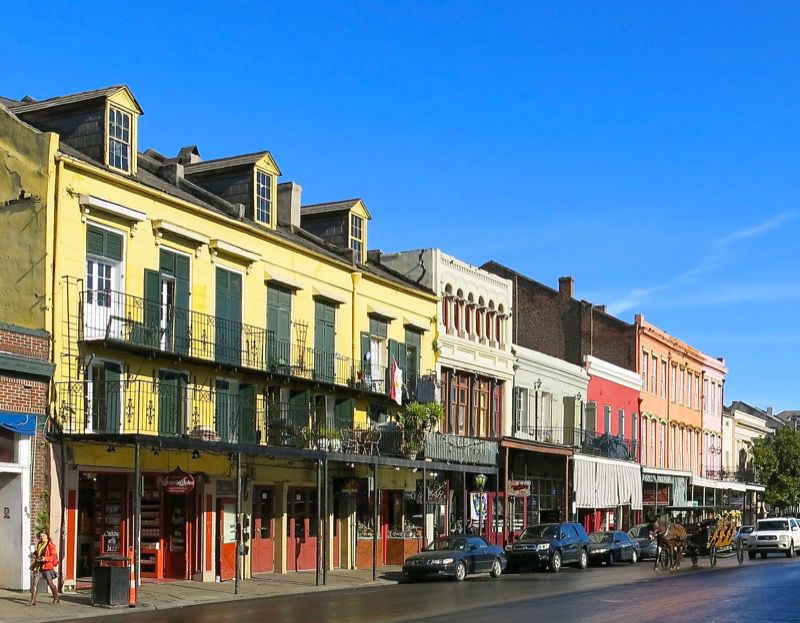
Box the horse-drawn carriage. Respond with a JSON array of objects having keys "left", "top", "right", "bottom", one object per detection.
[{"left": 654, "top": 511, "right": 745, "bottom": 570}]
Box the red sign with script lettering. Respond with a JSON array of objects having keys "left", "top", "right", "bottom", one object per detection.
[{"left": 161, "top": 468, "right": 195, "bottom": 495}]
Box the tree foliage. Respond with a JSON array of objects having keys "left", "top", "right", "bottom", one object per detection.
[{"left": 752, "top": 428, "right": 800, "bottom": 511}]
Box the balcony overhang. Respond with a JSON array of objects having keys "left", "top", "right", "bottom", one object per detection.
[
  {"left": 80, "top": 194, "right": 147, "bottom": 235},
  {"left": 57, "top": 433, "right": 497, "bottom": 474},
  {"left": 499, "top": 436, "right": 573, "bottom": 457}
]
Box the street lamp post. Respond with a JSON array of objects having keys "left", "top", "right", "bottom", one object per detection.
[{"left": 475, "top": 473, "right": 487, "bottom": 537}]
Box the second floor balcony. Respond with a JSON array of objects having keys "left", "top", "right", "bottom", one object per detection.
[
  {"left": 515, "top": 426, "right": 639, "bottom": 462},
  {"left": 54, "top": 380, "right": 493, "bottom": 465},
  {"left": 79, "top": 288, "right": 391, "bottom": 394}
]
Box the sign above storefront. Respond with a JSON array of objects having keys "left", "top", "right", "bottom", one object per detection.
[
  {"left": 334, "top": 477, "right": 368, "bottom": 496},
  {"left": 161, "top": 468, "right": 195, "bottom": 495},
  {"left": 507, "top": 479, "right": 532, "bottom": 497}
]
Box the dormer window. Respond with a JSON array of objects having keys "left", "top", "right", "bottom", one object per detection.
[
  {"left": 256, "top": 170, "right": 272, "bottom": 225},
  {"left": 350, "top": 214, "right": 364, "bottom": 264},
  {"left": 108, "top": 106, "right": 131, "bottom": 172}
]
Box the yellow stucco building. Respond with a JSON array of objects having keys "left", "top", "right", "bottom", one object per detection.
[{"left": 0, "top": 86, "right": 496, "bottom": 586}]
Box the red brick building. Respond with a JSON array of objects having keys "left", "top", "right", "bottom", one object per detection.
[{"left": 0, "top": 323, "right": 53, "bottom": 589}]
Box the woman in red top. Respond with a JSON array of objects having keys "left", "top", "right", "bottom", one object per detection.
[{"left": 28, "top": 531, "right": 60, "bottom": 606}]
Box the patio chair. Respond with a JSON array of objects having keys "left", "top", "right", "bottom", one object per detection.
[
  {"left": 340, "top": 427, "right": 361, "bottom": 454},
  {"left": 362, "top": 428, "right": 381, "bottom": 456}
]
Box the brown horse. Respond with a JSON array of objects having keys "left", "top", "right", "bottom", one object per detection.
[{"left": 652, "top": 521, "right": 688, "bottom": 571}]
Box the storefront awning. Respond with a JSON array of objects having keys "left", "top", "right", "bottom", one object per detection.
[
  {"left": 0, "top": 411, "right": 37, "bottom": 435},
  {"left": 573, "top": 454, "right": 643, "bottom": 510}
]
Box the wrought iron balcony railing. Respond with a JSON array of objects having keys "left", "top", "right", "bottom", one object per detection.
[
  {"left": 54, "top": 381, "right": 487, "bottom": 465},
  {"left": 515, "top": 426, "right": 639, "bottom": 462},
  {"left": 79, "top": 289, "right": 371, "bottom": 391},
  {"left": 703, "top": 467, "right": 761, "bottom": 484}
]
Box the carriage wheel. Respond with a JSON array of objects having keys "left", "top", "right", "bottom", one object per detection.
[
  {"left": 658, "top": 547, "right": 670, "bottom": 571},
  {"left": 710, "top": 544, "right": 717, "bottom": 568},
  {"left": 736, "top": 540, "right": 745, "bottom": 565}
]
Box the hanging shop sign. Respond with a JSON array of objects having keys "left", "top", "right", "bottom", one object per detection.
[
  {"left": 334, "top": 477, "right": 369, "bottom": 496},
  {"left": 161, "top": 468, "right": 195, "bottom": 495},
  {"left": 415, "top": 479, "right": 448, "bottom": 504},
  {"left": 507, "top": 479, "right": 532, "bottom": 497}
]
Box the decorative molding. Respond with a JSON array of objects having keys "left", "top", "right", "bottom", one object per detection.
[
  {"left": 79, "top": 195, "right": 147, "bottom": 236},
  {"left": 263, "top": 267, "right": 303, "bottom": 291},
  {"left": 151, "top": 220, "right": 209, "bottom": 257},
  {"left": 209, "top": 239, "right": 261, "bottom": 273}
]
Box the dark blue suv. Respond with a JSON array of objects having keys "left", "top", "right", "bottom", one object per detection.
[{"left": 505, "top": 522, "right": 591, "bottom": 572}]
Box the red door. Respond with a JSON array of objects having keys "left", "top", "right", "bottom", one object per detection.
[
  {"left": 164, "top": 494, "right": 190, "bottom": 578},
  {"left": 217, "top": 498, "right": 237, "bottom": 581},
  {"left": 287, "top": 488, "right": 317, "bottom": 571},
  {"left": 251, "top": 486, "right": 274, "bottom": 573}
]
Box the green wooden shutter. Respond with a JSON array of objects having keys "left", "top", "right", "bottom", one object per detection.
[
  {"left": 267, "top": 286, "right": 291, "bottom": 370},
  {"left": 87, "top": 226, "right": 123, "bottom": 261},
  {"left": 214, "top": 379, "right": 232, "bottom": 442},
  {"left": 103, "top": 362, "right": 121, "bottom": 432},
  {"left": 159, "top": 371, "right": 183, "bottom": 435},
  {"left": 314, "top": 300, "right": 335, "bottom": 382},
  {"left": 105, "top": 231, "right": 123, "bottom": 261},
  {"left": 87, "top": 226, "right": 105, "bottom": 255},
  {"left": 239, "top": 384, "right": 256, "bottom": 444},
  {"left": 215, "top": 268, "right": 242, "bottom": 365},
  {"left": 334, "top": 398, "right": 354, "bottom": 429},
  {"left": 288, "top": 390, "right": 310, "bottom": 445},
  {"left": 132, "top": 269, "right": 160, "bottom": 349}
]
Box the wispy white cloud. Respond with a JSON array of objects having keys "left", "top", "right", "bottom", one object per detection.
[{"left": 605, "top": 210, "right": 799, "bottom": 315}]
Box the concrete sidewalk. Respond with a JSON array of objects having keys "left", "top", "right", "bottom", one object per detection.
[{"left": 0, "top": 567, "right": 404, "bottom": 623}]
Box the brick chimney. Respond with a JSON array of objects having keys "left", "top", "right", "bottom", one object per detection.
[
  {"left": 277, "top": 182, "right": 302, "bottom": 229},
  {"left": 558, "top": 276, "right": 574, "bottom": 299},
  {"left": 596, "top": 304, "right": 607, "bottom": 313}
]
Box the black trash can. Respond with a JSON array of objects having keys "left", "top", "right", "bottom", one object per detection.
[{"left": 92, "top": 554, "right": 129, "bottom": 606}]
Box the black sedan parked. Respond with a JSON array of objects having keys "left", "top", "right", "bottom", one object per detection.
[
  {"left": 588, "top": 531, "right": 640, "bottom": 565},
  {"left": 402, "top": 535, "right": 506, "bottom": 582},
  {"left": 628, "top": 523, "right": 658, "bottom": 560}
]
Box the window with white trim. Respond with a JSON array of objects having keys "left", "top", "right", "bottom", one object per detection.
[
  {"left": 108, "top": 106, "right": 131, "bottom": 172},
  {"left": 650, "top": 355, "right": 657, "bottom": 393},
  {"left": 350, "top": 214, "right": 364, "bottom": 264},
  {"left": 256, "top": 170, "right": 272, "bottom": 224}
]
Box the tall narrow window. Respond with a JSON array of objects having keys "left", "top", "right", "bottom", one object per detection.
[
  {"left": 661, "top": 360, "right": 667, "bottom": 398},
  {"left": 617, "top": 409, "right": 625, "bottom": 438},
  {"left": 670, "top": 366, "right": 676, "bottom": 401},
  {"left": 108, "top": 107, "right": 131, "bottom": 172},
  {"left": 650, "top": 355, "right": 657, "bottom": 393},
  {"left": 603, "top": 405, "right": 611, "bottom": 434},
  {"left": 678, "top": 368, "right": 684, "bottom": 405},
  {"left": 256, "top": 170, "right": 272, "bottom": 224},
  {"left": 350, "top": 214, "right": 364, "bottom": 264},
  {"left": 641, "top": 351, "right": 648, "bottom": 387}
]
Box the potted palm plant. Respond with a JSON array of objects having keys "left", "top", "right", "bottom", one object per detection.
[{"left": 398, "top": 402, "right": 429, "bottom": 459}]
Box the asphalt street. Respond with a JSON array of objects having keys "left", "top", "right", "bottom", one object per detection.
[{"left": 54, "top": 554, "right": 800, "bottom": 623}]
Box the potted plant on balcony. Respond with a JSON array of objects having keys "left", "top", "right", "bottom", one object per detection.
[
  {"left": 426, "top": 401, "right": 444, "bottom": 433},
  {"left": 398, "top": 402, "right": 435, "bottom": 459}
]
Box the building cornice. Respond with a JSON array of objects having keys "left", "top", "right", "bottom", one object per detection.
[{"left": 584, "top": 355, "right": 641, "bottom": 391}]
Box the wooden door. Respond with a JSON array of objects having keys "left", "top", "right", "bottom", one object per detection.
[
  {"left": 164, "top": 494, "right": 189, "bottom": 579},
  {"left": 287, "top": 489, "right": 317, "bottom": 571},
  {"left": 251, "top": 487, "right": 274, "bottom": 573},
  {"left": 217, "top": 498, "right": 237, "bottom": 581}
]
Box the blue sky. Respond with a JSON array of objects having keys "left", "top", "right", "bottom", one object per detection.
[{"left": 3, "top": 2, "right": 798, "bottom": 411}]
